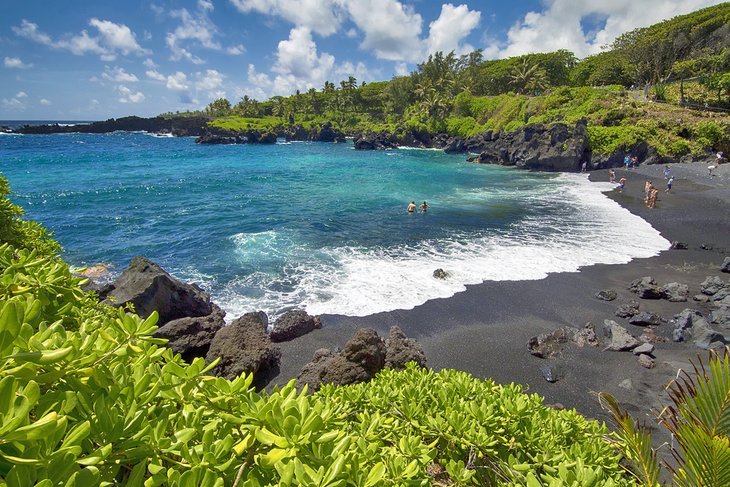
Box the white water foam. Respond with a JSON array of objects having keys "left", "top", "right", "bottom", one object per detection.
[{"left": 215, "top": 174, "right": 669, "bottom": 320}]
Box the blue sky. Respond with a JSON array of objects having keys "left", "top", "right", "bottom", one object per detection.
[{"left": 1, "top": 0, "right": 723, "bottom": 120}]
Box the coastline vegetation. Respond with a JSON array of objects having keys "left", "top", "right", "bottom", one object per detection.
[{"left": 175, "top": 4, "right": 730, "bottom": 157}]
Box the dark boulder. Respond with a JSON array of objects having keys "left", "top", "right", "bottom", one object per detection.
[
  {"left": 603, "top": 320, "right": 640, "bottom": 351},
  {"left": 721, "top": 257, "right": 730, "bottom": 273},
  {"left": 353, "top": 131, "right": 398, "bottom": 150},
  {"left": 384, "top": 325, "right": 426, "bottom": 369},
  {"left": 153, "top": 304, "right": 226, "bottom": 362},
  {"left": 104, "top": 256, "right": 213, "bottom": 325},
  {"left": 205, "top": 312, "right": 281, "bottom": 388},
  {"left": 313, "top": 122, "right": 345, "bottom": 143},
  {"left": 662, "top": 282, "right": 689, "bottom": 302},
  {"left": 296, "top": 327, "right": 425, "bottom": 393},
  {"left": 701, "top": 276, "right": 726, "bottom": 296},
  {"left": 269, "top": 310, "right": 322, "bottom": 342},
  {"left": 615, "top": 300, "right": 640, "bottom": 318},
  {"left": 629, "top": 312, "right": 664, "bottom": 327},
  {"left": 629, "top": 276, "right": 663, "bottom": 299},
  {"left": 528, "top": 327, "right": 577, "bottom": 358},
  {"left": 433, "top": 268, "right": 449, "bottom": 279},
  {"left": 594, "top": 289, "right": 617, "bottom": 301},
  {"left": 670, "top": 241, "right": 688, "bottom": 250},
  {"left": 195, "top": 134, "right": 239, "bottom": 144}
]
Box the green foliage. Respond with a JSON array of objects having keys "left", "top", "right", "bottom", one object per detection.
[
  {"left": 0, "top": 176, "right": 60, "bottom": 257},
  {"left": 601, "top": 348, "right": 730, "bottom": 487},
  {"left": 587, "top": 126, "right": 647, "bottom": 155},
  {"left": 693, "top": 121, "right": 728, "bottom": 149}
]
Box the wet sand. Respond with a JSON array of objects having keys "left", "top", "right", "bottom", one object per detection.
[{"left": 271, "top": 158, "right": 729, "bottom": 434}]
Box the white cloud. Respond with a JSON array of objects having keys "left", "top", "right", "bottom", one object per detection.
[
  {"left": 40, "top": 98, "right": 52, "bottom": 105},
  {"left": 1, "top": 97, "right": 26, "bottom": 110},
  {"left": 229, "top": 0, "right": 343, "bottom": 36},
  {"left": 143, "top": 58, "right": 157, "bottom": 68},
  {"left": 166, "top": 5, "right": 221, "bottom": 63},
  {"left": 491, "top": 0, "right": 723, "bottom": 59},
  {"left": 343, "top": 0, "right": 424, "bottom": 61},
  {"left": 271, "top": 26, "right": 335, "bottom": 93},
  {"left": 102, "top": 66, "right": 139, "bottom": 82},
  {"left": 89, "top": 18, "right": 150, "bottom": 56},
  {"left": 426, "top": 4, "right": 481, "bottom": 56},
  {"left": 196, "top": 69, "right": 224, "bottom": 92},
  {"left": 117, "top": 84, "right": 145, "bottom": 103},
  {"left": 16, "top": 91, "right": 28, "bottom": 98},
  {"left": 4, "top": 56, "right": 33, "bottom": 69},
  {"left": 146, "top": 69, "right": 167, "bottom": 81},
  {"left": 12, "top": 18, "right": 150, "bottom": 61},
  {"left": 166, "top": 71, "right": 190, "bottom": 91},
  {"left": 198, "top": 0, "right": 214, "bottom": 11},
  {"left": 227, "top": 44, "right": 246, "bottom": 55},
  {"left": 394, "top": 62, "right": 409, "bottom": 76}
]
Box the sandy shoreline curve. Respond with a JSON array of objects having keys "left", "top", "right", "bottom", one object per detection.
[{"left": 270, "top": 157, "right": 729, "bottom": 437}]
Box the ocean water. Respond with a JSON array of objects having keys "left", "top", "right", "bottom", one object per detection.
[{"left": 0, "top": 132, "right": 670, "bottom": 319}]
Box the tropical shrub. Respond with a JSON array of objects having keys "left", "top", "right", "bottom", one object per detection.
[{"left": 0, "top": 176, "right": 60, "bottom": 257}]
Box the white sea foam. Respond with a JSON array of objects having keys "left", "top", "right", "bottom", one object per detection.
[{"left": 215, "top": 173, "right": 669, "bottom": 320}]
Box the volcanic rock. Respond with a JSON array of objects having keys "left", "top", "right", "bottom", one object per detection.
[
  {"left": 153, "top": 304, "right": 226, "bottom": 362},
  {"left": 269, "top": 310, "right": 322, "bottom": 342}
]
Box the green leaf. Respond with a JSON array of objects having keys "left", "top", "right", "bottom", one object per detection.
[
  {"left": 3, "top": 411, "right": 60, "bottom": 442},
  {"left": 0, "top": 300, "right": 22, "bottom": 354},
  {"left": 365, "top": 462, "right": 385, "bottom": 487},
  {"left": 125, "top": 461, "right": 147, "bottom": 487},
  {"left": 8, "top": 346, "right": 74, "bottom": 365}
]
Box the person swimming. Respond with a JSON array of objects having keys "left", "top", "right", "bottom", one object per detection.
[
  {"left": 420, "top": 201, "right": 429, "bottom": 212},
  {"left": 407, "top": 201, "right": 416, "bottom": 213}
]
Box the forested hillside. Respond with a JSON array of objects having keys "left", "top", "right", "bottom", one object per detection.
[{"left": 174, "top": 3, "right": 730, "bottom": 157}]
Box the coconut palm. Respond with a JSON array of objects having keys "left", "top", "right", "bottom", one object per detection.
[
  {"left": 600, "top": 347, "right": 730, "bottom": 487},
  {"left": 510, "top": 59, "right": 549, "bottom": 95}
]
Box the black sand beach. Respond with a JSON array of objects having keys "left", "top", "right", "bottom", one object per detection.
[{"left": 272, "top": 159, "right": 729, "bottom": 436}]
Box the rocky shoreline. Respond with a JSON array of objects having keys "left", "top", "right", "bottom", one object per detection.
[{"left": 7, "top": 116, "right": 720, "bottom": 171}]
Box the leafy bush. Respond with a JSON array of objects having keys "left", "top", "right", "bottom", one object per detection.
[
  {"left": 0, "top": 176, "right": 60, "bottom": 257},
  {"left": 445, "top": 116, "right": 477, "bottom": 136},
  {"left": 586, "top": 126, "right": 647, "bottom": 155},
  {"left": 693, "top": 121, "right": 728, "bottom": 149}
]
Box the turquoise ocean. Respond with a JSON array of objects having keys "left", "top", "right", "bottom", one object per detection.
[{"left": 0, "top": 131, "right": 670, "bottom": 319}]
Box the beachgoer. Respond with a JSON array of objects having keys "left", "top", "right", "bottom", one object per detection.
[
  {"left": 644, "top": 180, "right": 653, "bottom": 204},
  {"left": 665, "top": 176, "right": 674, "bottom": 193},
  {"left": 618, "top": 177, "right": 626, "bottom": 192},
  {"left": 581, "top": 161, "right": 587, "bottom": 173},
  {"left": 708, "top": 165, "right": 716, "bottom": 178},
  {"left": 717, "top": 151, "right": 725, "bottom": 164},
  {"left": 407, "top": 201, "right": 416, "bottom": 213},
  {"left": 420, "top": 201, "right": 430, "bottom": 212},
  {"left": 648, "top": 188, "right": 658, "bottom": 208},
  {"left": 624, "top": 155, "right": 631, "bottom": 170},
  {"left": 664, "top": 166, "right": 671, "bottom": 179},
  {"left": 631, "top": 155, "right": 638, "bottom": 168},
  {"left": 609, "top": 169, "right": 616, "bottom": 183}
]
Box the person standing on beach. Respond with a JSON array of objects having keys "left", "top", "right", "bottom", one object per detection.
[
  {"left": 708, "top": 165, "right": 716, "bottom": 178},
  {"left": 624, "top": 155, "right": 631, "bottom": 170},
  {"left": 618, "top": 177, "right": 626, "bottom": 192},
  {"left": 665, "top": 176, "right": 674, "bottom": 193},
  {"left": 609, "top": 169, "right": 616, "bottom": 183},
  {"left": 407, "top": 201, "right": 417, "bottom": 213},
  {"left": 581, "top": 161, "right": 587, "bottom": 173},
  {"left": 648, "top": 188, "right": 658, "bottom": 208},
  {"left": 644, "top": 180, "right": 653, "bottom": 204},
  {"left": 664, "top": 166, "right": 671, "bottom": 179}
]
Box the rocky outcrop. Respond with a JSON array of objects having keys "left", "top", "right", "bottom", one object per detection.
[
  {"left": 721, "top": 257, "right": 730, "bottom": 273},
  {"left": 603, "top": 320, "right": 640, "bottom": 351},
  {"left": 353, "top": 131, "right": 399, "bottom": 150},
  {"left": 269, "top": 310, "right": 322, "bottom": 342},
  {"left": 384, "top": 325, "right": 426, "bottom": 370},
  {"left": 433, "top": 268, "right": 449, "bottom": 279},
  {"left": 594, "top": 289, "right": 617, "bottom": 301},
  {"left": 153, "top": 304, "right": 226, "bottom": 362},
  {"left": 628, "top": 312, "right": 664, "bottom": 327},
  {"left": 615, "top": 300, "right": 640, "bottom": 318},
  {"left": 469, "top": 119, "right": 591, "bottom": 172},
  {"left": 104, "top": 256, "right": 213, "bottom": 326},
  {"left": 13, "top": 116, "right": 210, "bottom": 136},
  {"left": 205, "top": 312, "right": 281, "bottom": 387},
  {"left": 528, "top": 323, "right": 599, "bottom": 358},
  {"left": 296, "top": 326, "right": 425, "bottom": 393},
  {"left": 672, "top": 308, "right": 728, "bottom": 349},
  {"left": 282, "top": 122, "right": 345, "bottom": 142},
  {"left": 629, "top": 276, "right": 664, "bottom": 299},
  {"left": 195, "top": 134, "right": 241, "bottom": 144},
  {"left": 662, "top": 282, "right": 689, "bottom": 302}
]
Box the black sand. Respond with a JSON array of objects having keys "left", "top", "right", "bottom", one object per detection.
[{"left": 271, "top": 159, "right": 730, "bottom": 434}]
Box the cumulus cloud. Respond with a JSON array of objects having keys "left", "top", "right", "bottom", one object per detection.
[
  {"left": 229, "top": 0, "right": 343, "bottom": 36},
  {"left": 426, "top": 4, "right": 481, "bottom": 56},
  {"left": 270, "top": 26, "right": 336, "bottom": 93},
  {"left": 12, "top": 18, "right": 150, "bottom": 61},
  {"left": 4, "top": 56, "right": 33, "bottom": 69},
  {"left": 40, "top": 98, "right": 52, "bottom": 105},
  {"left": 166, "top": 4, "right": 222, "bottom": 63},
  {"left": 166, "top": 71, "right": 190, "bottom": 91},
  {"left": 146, "top": 69, "right": 167, "bottom": 81},
  {"left": 15, "top": 91, "right": 28, "bottom": 98},
  {"left": 1, "top": 96, "right": 26, "bottom": 110},
  {"left": 344, "top": 0, "right": 424, "bottom": 61},
  {"left": 227, "top": 44, "right": 246, "bottom": 55},
  {"left": 117, "top": 85, "right": 145, "bottom": 103},
  {"left": 102, "top": 66, "right": 139, "bottom": 82},
  {"left": 491, "top": 0, "right": 723, "bottom": 59}
]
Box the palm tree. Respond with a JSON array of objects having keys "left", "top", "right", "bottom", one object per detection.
[
  {"left": 510, "top": 59, "right": 549, "bottom": 95},
  {"left": 600, "top": 347, "right": 730, "bottom": 487}
]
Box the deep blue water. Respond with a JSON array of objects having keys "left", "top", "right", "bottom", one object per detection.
[{"left": 0, "top": 132, "right": 668, "bottom": 318}]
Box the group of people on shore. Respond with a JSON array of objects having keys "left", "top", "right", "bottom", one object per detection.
[{"left": 407, "top": 201, "right": 429, "bottom": 213}]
